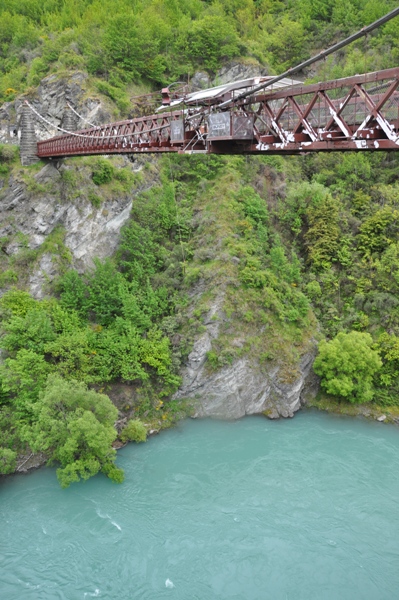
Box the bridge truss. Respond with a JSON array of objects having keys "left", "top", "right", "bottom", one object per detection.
[{"left": 36, "top": 68, "right": 399, "bottom": 159}]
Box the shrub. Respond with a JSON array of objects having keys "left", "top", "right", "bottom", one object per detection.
[
  {"left": 0, "top": 447, "right": 17, "bottom": 474},
  {"left": 120, "top": 419, "right": 147, "bottom": 443},
  {"left": 92, "top": 159, "right": 114, "bottom": 185},
  {"left": 0, "top": 144, "right": 18, "bottom": 162},
  {"left": 313, "top": 331, "right": 382, "bottom": 403},
  {"left": 88, "top": 190, "right": 102, "bottom": 208}
]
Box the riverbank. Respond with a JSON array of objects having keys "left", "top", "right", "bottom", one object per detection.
[
  {"left": 305, "top": 394, "right": 399, "bottom": 425},
  {"left": 11, "top": 394, "right": 399, "bottom": 477}
]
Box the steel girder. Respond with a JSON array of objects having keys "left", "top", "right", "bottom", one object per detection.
[{"left": 36, "top": 67, "right": 399, "bottom": 159}]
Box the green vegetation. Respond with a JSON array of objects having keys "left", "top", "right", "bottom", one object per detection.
[
  {"left": 0, "top": 447, "right": 17, "bottom": 474},
  {"left": 1, "top": 0, "right": 399, "bottom": 105},
  {"left": 4, "top": 149, "right": 399, "bottom": 483},
  {"left": 313, "top": 332, "right": 382, "bottom": 403},
  {"left": 91, "top": 158, "right": 114, "bottom": 185},
  {"left": 0, "top": 156, "right": 194, "bottom": 484},
  {"left": 120, "top": 419, "right": 147, "bottom": 444},
  {"left": 22, "top": 375, "right": 123, "bottom": 488},
  {"left": 281, "top": 152, "right": 399, "bottom": 406}
]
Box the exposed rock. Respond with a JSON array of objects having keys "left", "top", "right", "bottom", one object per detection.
[
  {"left": 0, "top": 156, "right": 155, "bottom": 297},
  {"left": 178, "top": 351, "right": 315, "bottom": 420},
  {"left": 264, "top": 408, "right": 280, "bottom": 420},
  {"left": 29, "top": 253, "right": 58, "bottom": 298},
  {"left": 175, "top": 290, "right": 317, "bottom": 420},
  {"left": 16, "top": 451, "right": 47, "bottom": 473},
  {"left": 299, "top": 365, "right": 320, "bottom": 406},
  {"left": 192, "top": 61, "right": 269, "bottom": 91},
  {"left": 112, "top": 440, "right": 126, "bottom": 450},
  {"left": 213, "top": 61, "right": 270, "bottom": 85},
  {"left": 377, "top": 414, "right": 387, "bottom": 422},
  {"left": 190, "top": 72, "right": 211, "bottom": 90},
  {"left": 0, "top": 71, "right": 111, "bottom": 146},
  {"left": 0, "top": 72, "right": 145, "bottom": 298}
]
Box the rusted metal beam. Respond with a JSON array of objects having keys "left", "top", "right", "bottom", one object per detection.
[
  {"left": 36, "top": 68, "right": 399, "bottom": 159},
  {"left": 248, "top": 68, "right": 399, "bottom": 104}
]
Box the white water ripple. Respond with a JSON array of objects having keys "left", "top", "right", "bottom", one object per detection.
[
  {"left": 84, "top": 589, "right": 100, "bottom": 598},
  {"left": 95, "top": 508, "right": 122, "bottom": 531}
]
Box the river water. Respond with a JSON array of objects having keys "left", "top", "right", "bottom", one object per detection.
[{"left": 1, "top": 411, "right": 399, "bottom": 600}]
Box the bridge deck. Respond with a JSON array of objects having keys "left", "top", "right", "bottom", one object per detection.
[{"left": 36, "top": 68, "right": 399, "bottom": 158}]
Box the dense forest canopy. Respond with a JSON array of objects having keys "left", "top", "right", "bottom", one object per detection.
[
  {"left": 1, "top": 0, "right": 399, "bottom": 105},
  {"left": 1, "top": 0, "right": 399, "bottom": 486}
]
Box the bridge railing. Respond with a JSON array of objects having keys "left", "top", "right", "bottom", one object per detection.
[
  {"left": 240, "top": 67, "right": 399, "bottom": 152},
  {"left": 36, "top": 68, "right": 399, "bottom": 158}
]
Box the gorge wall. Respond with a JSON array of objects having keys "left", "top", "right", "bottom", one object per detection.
[{"left": 0, "top": 69, "right": 319, "bottom": 423}]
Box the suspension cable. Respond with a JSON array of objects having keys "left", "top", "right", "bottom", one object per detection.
[
  {"left": 26, "top": 101, "right": 117, "bottom": 139},
  {"left": 219, "top": 5, "right": 399, "bottom": 109},
  {"left": 26, "top": 100, "right": 182, "bottom": 140},
  {"left": 66, "top": 103, "right": 98, "bottom": 128}
]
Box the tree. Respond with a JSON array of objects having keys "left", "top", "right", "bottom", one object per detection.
[
  {"left": 2, "top": 307, "right": 56, "bottom": 354},
  {"left": 22, "top": 375, "right": 123, "bottom": 488},
  {"left": 375, "top": 332, "right": 399, "bottom": 391},
  {"left": 266, "top": 16, "right": 307, "bottom": 70},
  {"left": 305, "top": 192, "right": 341, "bottom": 270},
  {"left": 357, "top": 207, "right": 399, "bottom": 258},
  {"left": 103, "top": 13, "right": 164, "bottom": 82},
  {"left": 178, "top": 15, "right": 239, "bottom": 72},
  {"left": 313, "top": 331, "right": 382, "bottom": 403},
  {"left": 0, "top": 447, "right": 17, "bottom": 475},
  {"left": 1, "top": 349, "right": 53, "bottom": 420}
]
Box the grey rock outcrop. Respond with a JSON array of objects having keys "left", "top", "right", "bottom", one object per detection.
[
  {"left": 175, "top": 291, "right": 317, "bottom": 419},
  {"left": 213, "top": 62, "right": 270, "bottom": 86},
  {"left": 191, "top": 61, "right": 270, "bottom": 91},
  {"left": 0, "top": 72, "right": 111, "bottom": 146},
  {"left": 178, "top": 342, "right": 315, "bottom": 420},
  {"left": 190, "top": 72, "right": 211, "bottom": 90},
  {"left": 0, "top": 157, "right": 152, "bottom": 298},
  {"left": 0, "top": 72, "right": 151, "bottom": 298}
]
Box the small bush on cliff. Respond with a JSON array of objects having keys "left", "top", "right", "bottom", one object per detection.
[
  {"left": 92, "top": 159, "right": 114, "bottom": 185},
  {"left": 0, "top": 144, "right": 18, "bottom": 163},
  {"left": 313, "top": 331, "right": 382, "bottom": 404},
  {"left": 120, "top": 419, "right": 147, "bottom": 443}
]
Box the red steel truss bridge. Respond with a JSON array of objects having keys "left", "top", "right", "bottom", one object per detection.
[{"left": 35, "top": 67, "right": 399, "bottom": 159}]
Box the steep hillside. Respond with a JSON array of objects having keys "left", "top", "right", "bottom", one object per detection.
[{"left": 1, "top": 0, "right": 399, "bottom": 486}]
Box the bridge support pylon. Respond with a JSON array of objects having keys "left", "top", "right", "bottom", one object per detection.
[
  {"left": 61, "top": 105, "right": 77, "bottom": 134},
  {"left": 20, "top": 103, "right": 39, "bottom": 166}
]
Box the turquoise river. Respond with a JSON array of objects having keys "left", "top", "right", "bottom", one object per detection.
[{"left": 1, "top": 411, "right": 399, "bottom": 599}]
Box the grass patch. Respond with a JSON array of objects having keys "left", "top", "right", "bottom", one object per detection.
[{"left": 306, "top": 392, "right": 399, "bottom": 422}]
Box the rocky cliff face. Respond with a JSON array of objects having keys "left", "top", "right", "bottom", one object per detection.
[
  {"left": 0, "top": 67, "right": 320, "bottom": 420},
  {"left": 0, "top": 72, "right": 111, "bottom": 144},
  {"left": 176, "top": 289, "right": 318, "bottom": 420},
  {"left": 180, "top": 343, "right": 316, "bottom": 420},
  {"left": 0, "top": 73, "right": 154, "bottom": 297},
  {"left": 0, "top": 158, "right": 150, "bottom": 297}
]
